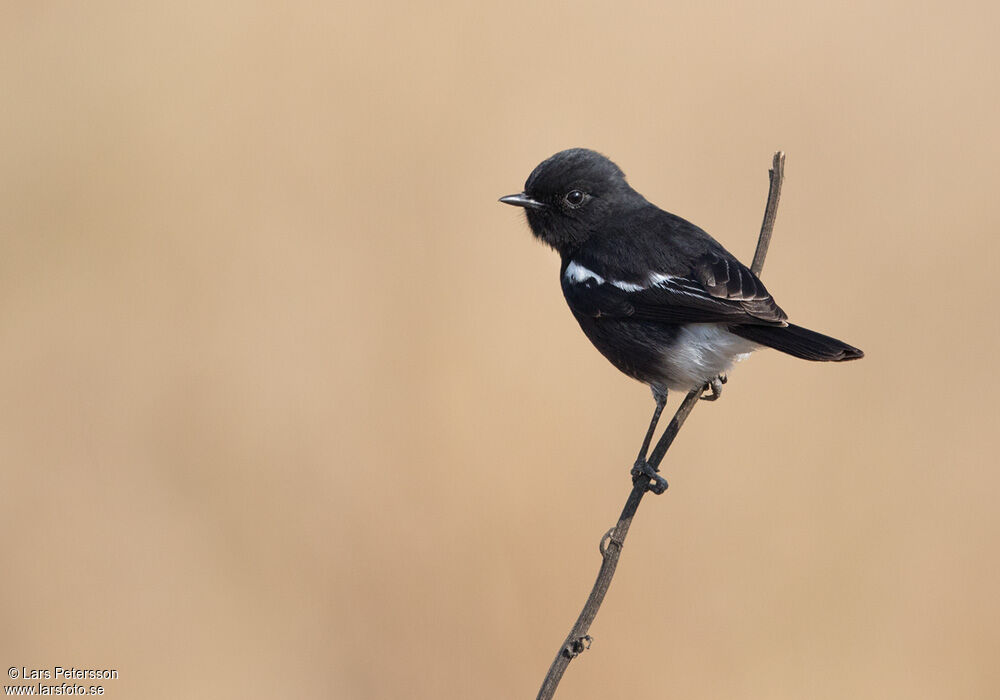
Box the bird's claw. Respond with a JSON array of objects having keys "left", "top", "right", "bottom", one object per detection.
[
  {"left": 631, "top": 459, "right": 668, "bottom": 495},
  {"left": 700, "top": 375, "right": 726, "bottom": 401}
]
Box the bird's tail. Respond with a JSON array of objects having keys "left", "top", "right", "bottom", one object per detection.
[{"left": 729, "top": 323, "right": 864, "bottom": 362}]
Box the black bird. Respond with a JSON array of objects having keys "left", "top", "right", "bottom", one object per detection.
[{"left": 500, "top": 148, "right": 862, "bottom": 489}]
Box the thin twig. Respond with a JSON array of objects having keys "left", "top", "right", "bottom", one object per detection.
[
  {"left": 535, "top": 152, "right": 786, "bottom": 700},
  {"left": 751, "top": 151, "right": 785, "bottom": 276}
]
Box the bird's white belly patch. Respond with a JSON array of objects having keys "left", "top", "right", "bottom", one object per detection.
[{"left": 663, "top": 323, "right": 759, "bottom": 389}]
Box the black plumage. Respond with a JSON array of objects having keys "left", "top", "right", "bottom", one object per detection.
[{"left": 500, "top": 148, "right": 863, "bottom": 395}]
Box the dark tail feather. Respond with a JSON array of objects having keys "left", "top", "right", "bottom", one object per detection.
[{"left": 730, "top": 322, "right": 864, "bottom": 362}]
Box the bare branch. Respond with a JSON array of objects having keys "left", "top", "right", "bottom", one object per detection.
[
  {"left": 535, "top": 152, "right": 786, "bottom": 700},
  {"left": 751, "top": 151, "right": 785, "bottom": 276}
]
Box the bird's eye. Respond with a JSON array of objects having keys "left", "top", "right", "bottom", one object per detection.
[{"left": 564, "top": 189, "right": 586, "bottom": 207}]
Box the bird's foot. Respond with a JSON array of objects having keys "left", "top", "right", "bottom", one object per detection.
[
  {"left": 631, "top": 459, "right": 668, "bottom": 495},
  {"left": 700, "top": 374, "right": 727, "bottom": 401}
]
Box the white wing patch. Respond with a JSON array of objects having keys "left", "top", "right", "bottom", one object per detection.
[
  {"left": 648, "top": 272, "right": 682, "bottom": 286},
  {"left": 647, "top": 272, "right": 708, "bottom": 298},
  {"left": 564, "top": 261, "right": 605, "bottom": 285},
  {"left": 612, "top": 280, "right": 646, "bottom": 292},
  {"left": 564, "top": 261, "right": 651, "bottom": 293},
  {"left": 564, "top": 260, "right": 709, "bottom": 299},
  {"left": 564, "top": 262, "right": 717, "bottom": 300}
]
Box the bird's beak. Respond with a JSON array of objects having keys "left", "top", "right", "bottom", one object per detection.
[{"left": 499, "top": 193, "right": 546, "bottom": 210}]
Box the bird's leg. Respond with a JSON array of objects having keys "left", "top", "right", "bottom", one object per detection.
[
  {"left": 634, "top": 387, "right": 667, "bottom": 463},
  {"left": 700, "top": 373, "right": 727, "bottom": 401},
  {"left": 631, "top": 386, "right": 669, "bottom": 494}
]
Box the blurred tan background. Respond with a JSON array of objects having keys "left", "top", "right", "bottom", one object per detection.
[{"left": 1, "top": 2, "right": 998, "bottom": 698}]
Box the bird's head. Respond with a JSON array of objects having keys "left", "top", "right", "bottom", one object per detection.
[{"left": 500, "top": 148, "right": 640, "bottom": 255}]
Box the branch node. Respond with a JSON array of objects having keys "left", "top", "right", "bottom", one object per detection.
[
  {"left": 641, "top": 476, "right": 668, "bottom": 495},
  {"left": 599, "top": 528, "right": 615, "bottom": 557},
  {"left": 562, "top": 635, "right": 593, "bottom": 659},
  {"left": 629, "top": 463, "right": 668, "bottom": 494}
]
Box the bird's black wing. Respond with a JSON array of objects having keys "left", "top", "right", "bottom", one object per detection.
[
  {"left": 560, "top": 253, "right": 787, "bottom": 326},
  {"left": 688, "top": 253, "right": 787, "bottom": 323}
]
